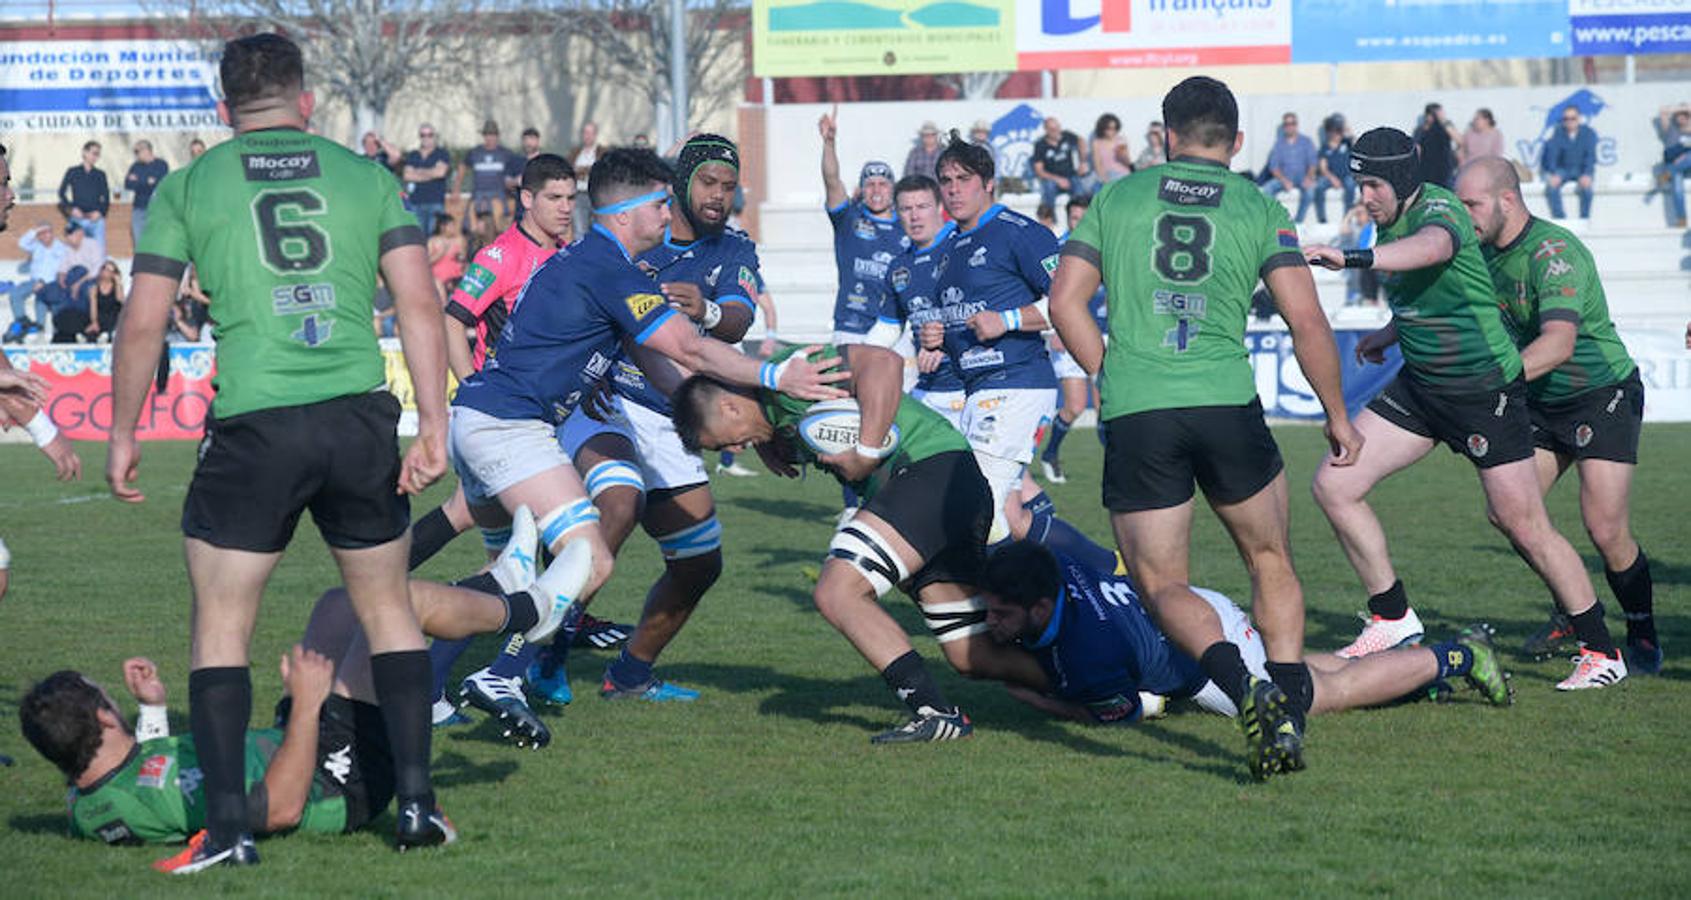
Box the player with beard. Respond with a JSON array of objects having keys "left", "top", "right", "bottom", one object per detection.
[
  {"left": 1455, "top": 157, "right": 1658, "bottom": 676},
  {"left": 1305, "top": 129, "right": 1625, "bottom": 690}
]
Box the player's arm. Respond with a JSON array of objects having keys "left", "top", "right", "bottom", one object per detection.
[
  {"left": 443, "top": 258, "right": 502, "bottom": 381},
  {"left": 641, "top": 314, "right": 849, "bottom": 401},
  {"left": 1519, "top": 318, "right": 1576, "bottom": 381},
  {"left": 818, "top": 105, "right": 848, "bottom": 211},
  {"left": 705, "top": 248, "right": 764, "bottom": 343},
  {"left": 755, "top": 289, "right": 779, "bottom": 350},
  {"left": 1049, "top": 241, "right": 1107, "bottom": 375},
  {"left": 259, "top": 645, "right": 334, "bottom": 833},
  {"left": 1306, "top": 224, "right": 1456, "bottom": 273},
  {"left": 1003, "top": 685, "right": 1096, "bottom": 724},
  {"left": 815, "top": 343, "right": 903, "bottom": 483},
  {"left": 121, "top": 657, "right": 171, "bottom": 741},
  {"left": 108, "top": 272, "right": 175, "bottom": 501},
  {"left": 1265, "top": 262, "right": 1361, "bottom": 465}
]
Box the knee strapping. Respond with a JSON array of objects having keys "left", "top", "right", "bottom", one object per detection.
[
  {"left": 922, "top": 596, "right": 989, "bottom": 643},
  {"left": 538, "top": 498, "right": 600, "bottom": 549},
  {"left": 827, "top": 522, "right": 910, "bottom": 597},
  {"left": 585, "top": 460, "right": 644, "bottom": 501},
  {"left": 656, "top": 516, "right": 722, "bottom": 560}
]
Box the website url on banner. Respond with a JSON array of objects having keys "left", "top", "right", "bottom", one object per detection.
[
  {"left": 1355, "top": 33, "right": 1512, "bottom": 48},
  {"left": 1573, "top": 20, "right": 1691, "bottom": 48}
]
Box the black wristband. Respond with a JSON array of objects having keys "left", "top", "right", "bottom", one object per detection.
[{"left": 1343, "top": 248, "right": 1375, "bottom": 269}]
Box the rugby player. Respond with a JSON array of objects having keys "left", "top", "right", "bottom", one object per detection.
[
  {"left": 673, "top": 344, "right": 1049, "bottom": 743},
  {"left": 1455, "top": 157, "right": 1658, "bottom": 675},
  {"left": 818, "top": 106, "right": 905, "bottom": 351},
  {"left": 444, "top": 145, "right": 844, "bottom": 731},
  {"left": 458, "top": 134, "right": 769, "bottom": 719},
  {"left": 1049, "top": 76, "right": 1361, "bottom": 779},
  {"left": 1038, "top": 194, "right": 1107, "bottom": 485},
  {"left": 917, "top": 134, "right": 1063, "bottom": 544},
  {"left": 864, "top": 174, "right": 964, "bottom": 429},
  {"left": 18, "top": 516, "right": 590, "bottom": 870},
  {"left": 1305, "top": 128, "right": 1626, "bottom": 690},
  {"left": 105, "top": 34, "right": 457, "bottom": 865},
  {"left": 980, "top": 537, "right": 1512, "bottom": 729}
]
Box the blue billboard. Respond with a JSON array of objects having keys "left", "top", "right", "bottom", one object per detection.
[{"left": 1291, "top": 0, "right": 1570, "bottom": 63}]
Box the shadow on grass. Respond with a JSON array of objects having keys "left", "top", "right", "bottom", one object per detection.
[
  {"left": 725, "top": 497, "right": 839, "bottom": 524},
  {"left": 8, "top": 813, "right": 71, "bottom": 837}
]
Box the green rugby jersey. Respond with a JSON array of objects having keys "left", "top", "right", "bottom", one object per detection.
[
  {"left": 135, "top": 129, "right": 424, "bottom": 418},
  {"left": 1483, "top": 217, "right": 1635, "bottom": 402},
  {"left": 68, "top": 731, "right": 346, "bottom": 844},
  {"left": 1066, "top": 157, "right": 1305, "bottom": 419},
  {"left": 1377, "top": 184, "right": 1522, "bottom": 391},
  {"left": 761, "top": 345, "right": 969, "bottom": 501}
]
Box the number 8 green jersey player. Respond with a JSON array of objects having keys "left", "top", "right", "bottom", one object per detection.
[
  {"left": 106, "top": 34, "right": 455, "bottom": 870},
  {"left": 1305, "top": 129, "right": 1625, "bottom": 692},
  {"left": 1455, "top": 157, "right": 1658, "bottom": 677},
  {"left": 1049, "top": 76, "right": 1361, "bottom": 781}
]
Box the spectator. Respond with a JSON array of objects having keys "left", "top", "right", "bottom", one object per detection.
[
  {"left": 1262, "top": 111, "right": 1318, "bottom": 223},
  {"left": 38, "top": 223, "right": 104, "bottom": 339},
  {"left": 7, "top": 223, "right": 69, "bottom": 341},
  {"left": 632, "top": 133, "right": 652, "bottom": 149},
  {"left": 1460, "top": 108, "right": 1505, "bottom": 164},
  {"left": 402, "top": 122, "right": 451, "bottom": 236},
  {"left": 360, "top": 131, "right": 401, "bottom": 172},
  {"left": 1035, "top": 202, "right": 1058, "bottom": 234},
  {"left": 1541, "top": 104, "right": 1598, "bottom": 220},
  {"left": 1030, "top": 116, "right": 1093, "bottom": 209},
  {"left": 969, "top": 119, "right": 992, "bottom": 147},
  {"left": 188, "top": 139, "right": 207, "bottom": 160},
  {"left": 1654, "top": 104, "right": 1691, "bottom": 228},
  {"left": 1090, "top": 113, "right": 1132, "bottom": 182},
  {"left": 53, "top": 259, "right": 123, "bottom": 342},
  {"left": 903, "top": 121, "right": 943, "bottom": 180},
  {"left": 168, "top": 268, "right": 210, "bottom": 343},
  {"left": 123, "top": 141, "right": 169, "bottom": 247},
  {"left": 427, "top": 214, "right": 465, "bottom": 302},
  {"left": 461, "top": 119, "right": 518, "bottom": 234},
  {"left": 1313, "top": 114, "right": 1354, "bottom": 224},
  {"left": 57, "top": 140, "right": 109, "bottom": 245},
  {"left": 569, "top": 121, "right": 605, "bottom": 224},
  {"left": 1414, "top": 102, "right": 1460, "bottom": 188},
  {"left": 967, "top": 119, "right": 1009, "bottom": 191},
  {"left": 1337, "top": 201, "right": 1379, "bottom": 306},
  {"left": 1134, "top": 120, "right": 1166, "bottom": 170}
]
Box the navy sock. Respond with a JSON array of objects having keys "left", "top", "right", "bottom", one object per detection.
[
  {"left": 1021, "top": 490, "right": 1055, "bottom": 519},
  {"left": 842, "top": 483, "right": 860, "bottom": 509},
  {"left": 1025, "top": 510, "right": 1118, "bottom": 575},
  {"left": 1198, "top": 642, "right": 1251, "bottom": 708},
  {"left": 879, "top": 650, "right": 953, "bottom": 716},
  {"left": 1605, "top": 549, "right": 1655, "bottom": 644},
  {"left": 408, "top": 505, "right": 461, "bottom": 571},
  {"left": 1569, "top": 602, "right": 1617, "bottom": 656},
  {"left": 370, "top": 650, "right": 434, "bottom": 810},
  {"left": 1042, "top": 413, "right": 1073, "bottom": 461},
  {"left": 189, "top": 666, "right": 252, "bottom": 846},
  {"left": 1428, "top": 640, "right": 1474, "bottom": 679},
  {"left": 1367, "top": 580, "right": 1409, "bottom": 620},
  {"left": 606, "top": 646, "right": 655, "bottom": 689},
  {"left": 488, "top": 633, "right": 544, "bottom": 680}
]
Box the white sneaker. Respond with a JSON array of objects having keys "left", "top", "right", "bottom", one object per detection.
[
  {"left": 486, "top": 505, "right": 538, "bottom": 594},
  {"left": 523, "top": 539, "right": 593, "bottom": 644},
  {"left": 1335, "top": 608, "right": 1425, "bottom": 659},
  {"left": 1555, "top": 645, "right": 1628, "bottom": 690},
  {"left": 1040, "top": 458, "right": 1067, "bottom": 484},
  {"left": 716, "top": 461, "right": 758, "bottom": 477}
]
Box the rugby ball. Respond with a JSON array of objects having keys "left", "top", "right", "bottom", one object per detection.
[{"left": 797, "top": 398, "right": 901, "bottom": 457}]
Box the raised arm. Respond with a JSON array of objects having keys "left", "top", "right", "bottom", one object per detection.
[{"left": 819, "top": 105, "right": 848, "bottom": 210}]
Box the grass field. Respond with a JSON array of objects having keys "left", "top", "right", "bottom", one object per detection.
[{"left": 2, "top": 426, "right": 1688, "bottom": 897}]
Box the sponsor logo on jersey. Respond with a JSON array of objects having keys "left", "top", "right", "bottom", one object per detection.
[
  {"left": 459, "top": 263, "right": 494, "bottom": 298},
  {"left": 1084, "top": 693, "right": 1137, "bottom": 724},
  {"left": 968, "top": 246, "right": 988, "bottom": 267},
  {"left": 1152, "top": 290, "right": 1208, "bottom": 319},
  {"left": 625, "top": 292, "right": 664, "bottom": 319},
  {"left": 271, "top": 282, "right": 336, "bottom": 316},
  {"left": 854, "top": 253, "right": 892, "bottom": 279},
  {"left": 1277, "top": 229, "right": 1299, "bottom": 249},
  {"left": 737, "top": 265, "right": 758, "bottom": 298},
  {"left": 1041, "top": 253, "right": 1060, "bottom": 274},
  {"left": 486, "top": 245, "right": 505, "bottom": 262},
  {"left": 291, "top": 314, "right": 333, "bottom": 348},
  {"left": 1157, "top": 175, "right": 1223, "bottom": 208},
  {"left": 136, "top": 754, "right": 173, "bottom": 789},
  {"left": 1546, "top": 257, "right": 1573, "bottom": 277},
  {"left": 322, "top": 744, "right": 353, "bottom": 785},
  {"left": 1466, "top": 433, "right": 1490, "bottom": 458},
  {"left": 1533, "top": 238, "right": 1568, "bottom": 260},
  {"left": 242, "top": 152, "right": 321, "bottom": 182},
  {"left": 178, "top": 766, "right": 203, "bottom": 803},
  {"left": 853, "top": 217, "right": 878, "bottom": 240},
  {"left": 959, "top": 347, "right": 1006, "bottom": 369},
  {"left": 95, "top": 821, "right": 138, "bottom": 845},
  {"left": 585, "top": 351, "right": 613, "bottom": 382},
  {"left": 890, "top": 267, "right": 911, "bottom": 292},
  {"left": 706, "top": 264, "right": 722, "bottom": 288}
]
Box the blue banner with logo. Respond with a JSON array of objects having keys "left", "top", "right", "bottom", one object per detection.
[
  {"left": 1247, "top": 328, "right": 1401, "bottom": 420},
  {"left": 1291, "top": 0, "right": 1570, "bottom": 63},
  {"left": 1570, "top": 1, "right": 1691, "bottom": 56}
]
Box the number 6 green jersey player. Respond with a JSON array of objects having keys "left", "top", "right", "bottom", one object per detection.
[
  {"left": 1048, "top": 76, "right": 1362, "bottom": 781},
  {"left": 105, "top": 34, "right": 454, "bottom": 870},
  {"left": 1304, "top": 129, "right": 1625, "bottom": 692},
  {"left": 1455, "top": 157, "right": 1658, "bottom": 677}
]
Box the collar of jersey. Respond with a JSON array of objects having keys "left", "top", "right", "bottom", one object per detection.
[
  {"left": 591, "top": 223, "right": 636, "bottom": 261},
  {"left": 860, "top": 202, "right": 897, "bottom": 225},
  {"left": 1493, "top": 215, "right": 1538, "bottom": 255},
  {"left": 957, "top": 203, "right": 1006, "bottom": 237},
  {"left": 662, "top": 225, "right": 702, "bottom": 251},
  {"left": 1170, "top": 154, "right": 1228, "bottom": 170},
  {"left": 915, "top": 220, "right": 956, "bottom": 252},
  {"left": 513, "top": 220, "right": 548, "bottom": 248},
  {"left": 76, "top": 740, "right": 142, "bottom": 794},
  {"left": 1028, "top": 585, "right": 1067, "bottom": 650}
]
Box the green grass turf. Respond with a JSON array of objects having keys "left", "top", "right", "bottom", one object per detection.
[{"left": 2, "top": 426, "right": 1689, "bottom": 897}]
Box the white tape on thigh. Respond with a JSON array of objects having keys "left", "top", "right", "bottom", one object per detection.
[
  {"left": 828, "top": 521, "right": 911, "bottom": 597},
  {"left": 922, "top": 596, "right": 990, "bottom": 643},
  {"left": 585, "top": 459, "right": 645, "bottom": 501}
]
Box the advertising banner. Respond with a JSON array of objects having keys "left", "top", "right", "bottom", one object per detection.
[
  {"left": 752, "top": 0, "right": 1017, "bottom": 77},
  {"left": 0, "top": 39, "right": 222, "bottom": 134},
  {"left": 1570, "top": 0, "right": 1691, "bottom": 56},
  {"left": 1016, "top": 0, "right": 1291, "bottom": 70},
  {"left": 1247, "top": 328, "right": 1402, "bottom": 421},
  {"left": 3, "top": 344, "right": 215, "bottom": 441},
  {"left": 1290, "top": 0, "right": 1569, "bottom": 63}
]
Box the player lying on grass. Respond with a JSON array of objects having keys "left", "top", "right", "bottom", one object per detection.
[
  {"left": 673, "top": 344, "right": 1049, "bottom": 744},
  {"left": 983, "top": 504, "right": 1514, "bottom": 727},
  {"left": 17, "top": 509, "right": 586, "bottom": 871}
]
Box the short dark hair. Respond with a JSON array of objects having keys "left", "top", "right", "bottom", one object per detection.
[
  {"left": 672, "top": 374, "right": 732, "bottom": 454},
  {"left": 893, "top": 173, "right": 939, "bottom": 205},
  {"left": 1476, "top": 108, "right": 1496, "bottom": 127},
  {"left": 587, "top": 147, "right": 672, "bottom": 210},
  {"left": 1093, "top": 113, "right": 1121, "bottom": 139},
  {"left": 936, "top": 130, "right": 994, "bottom": 183},
  {"left": 522, "top": 126, "right": 541, "bottom": 139},
  {"left": 20, "top": 671, "right": 110, "bottom": 779},
  {"left": 1162, "top": 76, "right": 1238, "bottom": 149},
  {"left": 1066, "top": 193, "right": 1091, "bottom": 216},
  {"left": 219, "top": 33, "right": 305, "bottom": 111},
  {"left": 521, "top": 153, "right": 574, "bottom": 193},
  {"left": 82, "top": 140, "right": 101, "bottom": 153},
  {"left": 981, "top": 541, "right": 1062, "bottom": 611}
]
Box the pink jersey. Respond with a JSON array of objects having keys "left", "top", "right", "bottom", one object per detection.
[{"left": 444, "top": 221, "right": 561, "bottom": 370}]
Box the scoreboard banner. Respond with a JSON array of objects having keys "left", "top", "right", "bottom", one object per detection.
[
  {"left": 751, "top": 0, "right": 1017, "bottom": 77},
  {"left": 0, "top": 39, "right": 222, "bottom": 134}
]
